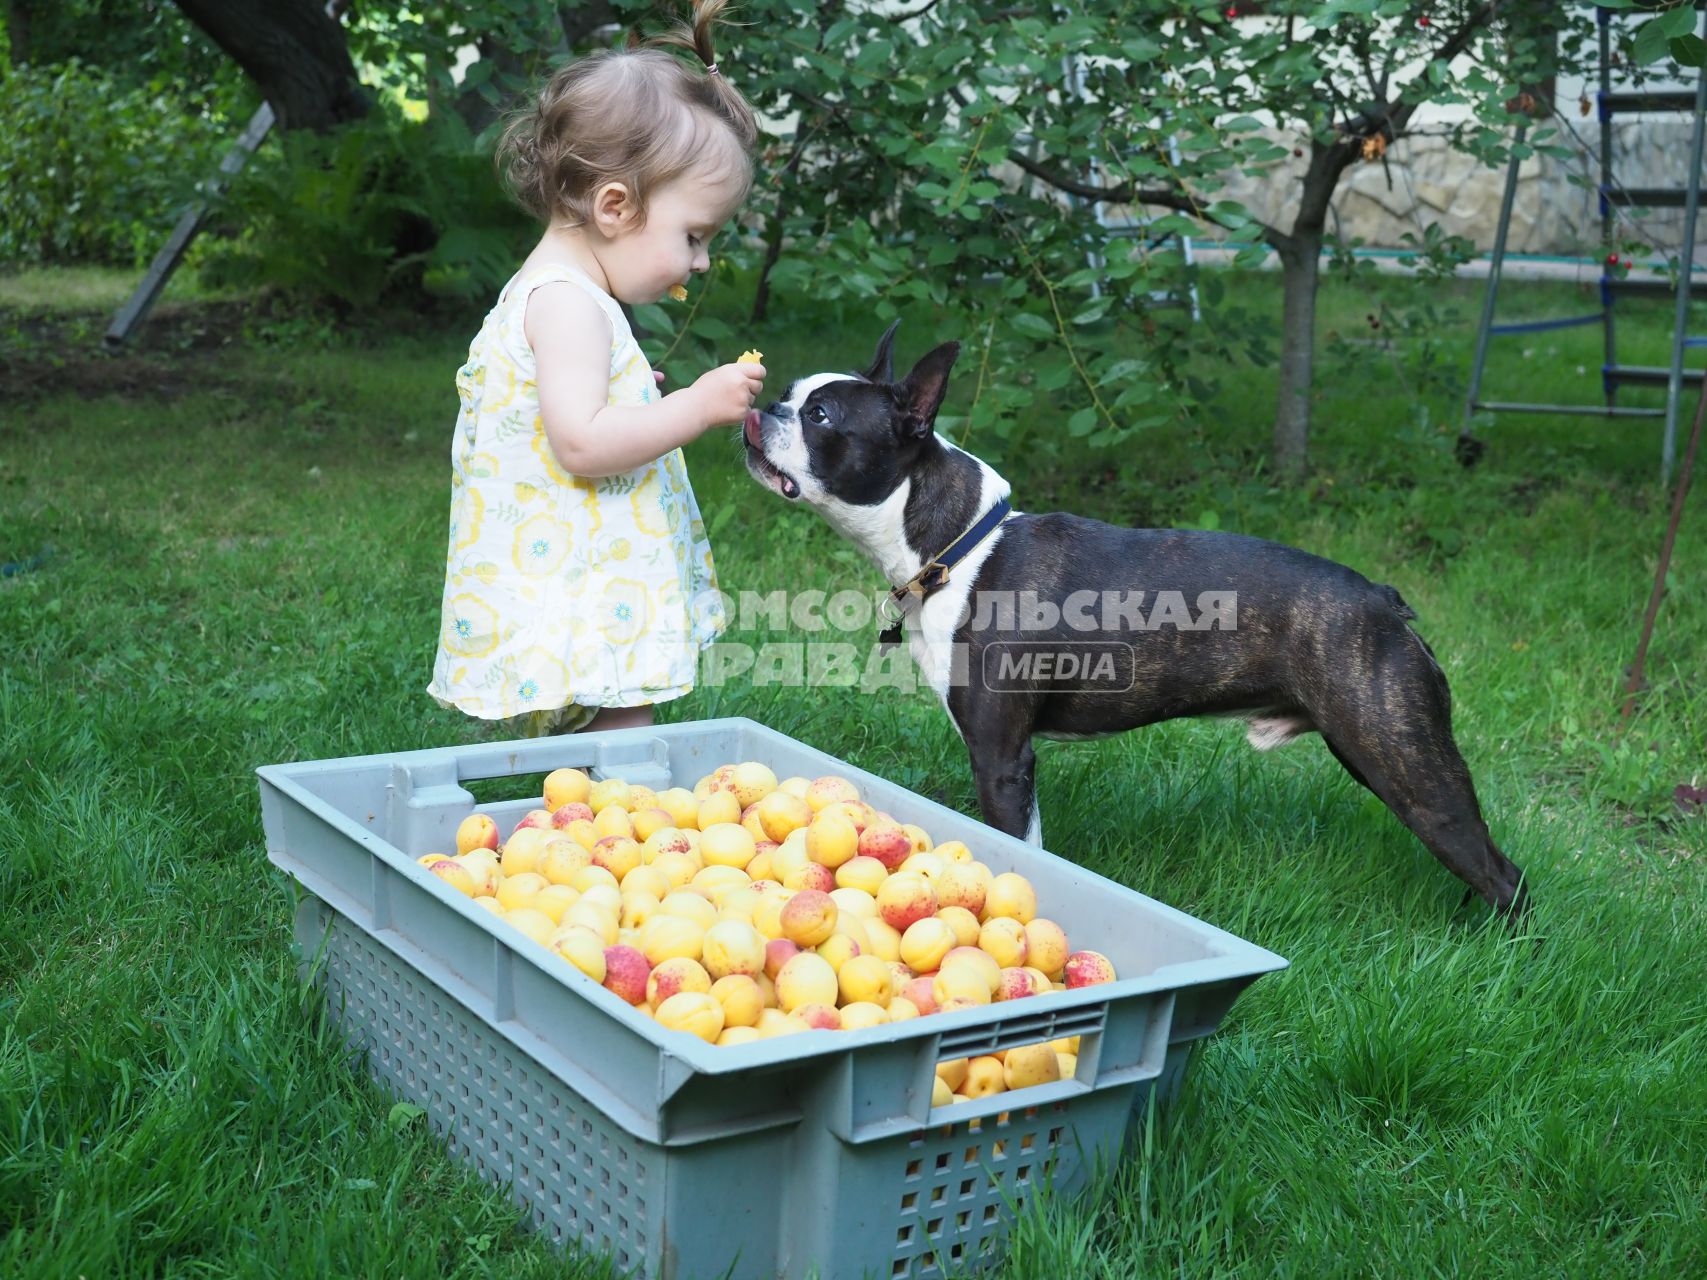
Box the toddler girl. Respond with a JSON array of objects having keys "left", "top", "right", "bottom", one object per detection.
[{"left": 428, "top": 0, "right": 764, "bottom": 736}]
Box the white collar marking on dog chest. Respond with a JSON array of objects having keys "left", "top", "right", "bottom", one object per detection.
[{"left": 909, "top": 440, "right": 1013, "bottom": 706}]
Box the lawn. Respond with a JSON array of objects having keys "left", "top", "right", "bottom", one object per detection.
[{"left": 2, "top": 261, "right": 1704, "bottom": 1278}]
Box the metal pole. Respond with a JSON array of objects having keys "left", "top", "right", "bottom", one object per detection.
[
  {"left": 1620, "top": 381, "right": 1705, "bottom": 727},
  {"left": 1464, "top": 127, "right": 1527, "bottom": 423},
  {"left": 1600, "top": 6, "right": 1617, "bottom": 407},
  {"left": 105, "top": 102, "right": 275, "bottom": 348},
  {"left": 104, "top": 0, "right": 349, "bottom": 348},
  {"left": 1661, "top": 10, "right": 1707, "bottom": 487}
]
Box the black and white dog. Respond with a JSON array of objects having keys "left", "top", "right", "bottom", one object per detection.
[{"left": 743, "top": 321, "right": 1528, "bottom": 919}]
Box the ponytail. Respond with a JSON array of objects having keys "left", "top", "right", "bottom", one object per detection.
[{"left": 644, "top": 0, "right": 757, "bottom": 150}]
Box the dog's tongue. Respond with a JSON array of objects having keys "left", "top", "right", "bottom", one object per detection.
[{"left": 743, "top": 409, "right": 763, "bottom": 447}]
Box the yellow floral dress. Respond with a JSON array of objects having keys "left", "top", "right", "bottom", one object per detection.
[{"left": 427, "top": 263, "right": 726, "bottom": 733}]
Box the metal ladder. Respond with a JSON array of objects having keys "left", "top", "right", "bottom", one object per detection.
[
  {"left": 1055, "top": 55, "right": 1200, "bottom": 321},
  {"left": 1464, "top": 4, "right": 1706, "bottom": 483},
  {"left": 105, "top": 0, "right": 352, "bottom": 348}
]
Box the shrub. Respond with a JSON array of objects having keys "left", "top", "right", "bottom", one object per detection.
[
  {"left": 0, "top": 59, "right": 226, "bottom": 266},
  {"left": 198, "top": 109, "right": 535, "bottom": 311}
]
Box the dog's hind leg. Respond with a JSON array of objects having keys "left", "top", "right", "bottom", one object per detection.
[
  {"left": 1323, "top": 737, "right": 1375, "bottom": 795},
  {"left": 1312, "top": 637, "right": 1528, "bottom": 919}
]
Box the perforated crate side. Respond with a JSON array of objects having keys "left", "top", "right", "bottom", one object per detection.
[
  {"left": 302, "top": 898, "right": 825, "bottom": 1280},
  {"left": 303, "top": 899, "right": 668, "bottom": 1275},
  {"left": 775, "top": 1088, "right": 1146, "bottom": 1280}
]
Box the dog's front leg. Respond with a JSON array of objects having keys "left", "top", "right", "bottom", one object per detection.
[{"left": 960, "top": 714, "right": 1040, "bottom": 845}]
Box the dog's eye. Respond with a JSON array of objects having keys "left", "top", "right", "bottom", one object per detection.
[{"left": 806, "top": 405, "right": 829, "bottom": 424}]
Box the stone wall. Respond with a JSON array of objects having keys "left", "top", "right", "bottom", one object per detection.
[{"left": 1208, "top": 120, "right": 1703, "bottom": 257}]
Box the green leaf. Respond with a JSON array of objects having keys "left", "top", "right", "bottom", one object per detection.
[
  {"left": 1672, "top": 33, "right": 1707, "bottom": 67},
  {"left": 1204, "top": 200, "right": 1254, "bottom": 231},
  {"left": 631, "top": 303, "right": 673, "bottom": 335},
  {"left": 1233, "top": 241, "right": 1273, "bottom": 269},
  {"left": 1658, "top": 4, "right": 1699, "bottom": 38},
  {"left": 1067, "top": 406, "right": 1098, "bottom": 436},
  {"left": 1145, "top": 213, "right": 1202, "bottom": 237},
  {"left": 1097, "top": 358, "right": 1151, "bottom": 385},
  {"left": 1035, "top": 360, "right": 1075, "bottom": 391},
  {"left": 1010, "top": 312, "right": 1056, "bottom": 339},
  {"left": 388, "top": 1103, "right": 425, "bottom": 1132},
  {"left": 1635, "top": 12, "right": 1683, "bottom": 65}
]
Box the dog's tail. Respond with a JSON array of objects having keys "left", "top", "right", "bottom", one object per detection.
[
  {"left": 1382, "top": 584, "right": 1417, "bottom": 621},
  {"left": 1384, "top": 584, "right": 1447, "bottom": 684}
]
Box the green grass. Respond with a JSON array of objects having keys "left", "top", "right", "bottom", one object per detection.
[
  {"left": 2, "top": 263, "right": 1705, "bottom": 1278},
  {"left": 0, "top": 262, "right": 238, "bottom": 313}
]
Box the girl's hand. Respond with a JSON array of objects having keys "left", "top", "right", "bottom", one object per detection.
[
  {"left": 691, "top": 361, "right": 766, "bottom": 429},
  {"left": 654, "top": 370, "right": 666, "bottom": 390}
]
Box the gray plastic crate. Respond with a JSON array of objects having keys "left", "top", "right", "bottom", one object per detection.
[{"left": 259, "top": 717, "right": 1285, "bottom": 1280}]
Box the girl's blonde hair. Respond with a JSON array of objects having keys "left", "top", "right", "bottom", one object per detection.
[{"left": 498, "top": 0, "right": 759, "bottom": 229}]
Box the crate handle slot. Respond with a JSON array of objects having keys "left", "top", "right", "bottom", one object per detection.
[
  {"left": 936, "top": 1006, "right": 1106, "bottom": 1060},
  {"left": 438, "top": 732, "right": 676, "bottom": 792},
  {"left": 924, "top": 1073, "right": 1096, "bottom": 1129},
  {"left": 830, "top": 991, "right": 1172, "bottom": 1145}
]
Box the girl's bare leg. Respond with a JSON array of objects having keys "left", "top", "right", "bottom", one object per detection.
[{"left": 581, "top": 704, "right": 654, "bottom": 732}]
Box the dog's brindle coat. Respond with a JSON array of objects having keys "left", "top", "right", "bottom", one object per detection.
[{"left": 743, "top": 322, "right": 1528, "bottom": 918}]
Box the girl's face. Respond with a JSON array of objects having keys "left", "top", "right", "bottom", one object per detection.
[{"left": 598, "top": 166, "right": 747, "bottom": 306}]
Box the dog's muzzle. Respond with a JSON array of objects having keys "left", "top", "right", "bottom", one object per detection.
[{"left": 743, "top": 410, "right": 801, "bottom": 500}]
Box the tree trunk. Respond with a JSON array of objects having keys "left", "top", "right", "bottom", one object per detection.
[
  {"left": 436, "top": 3, "right": 619, "bottom": 137},
  {"left": 6, "top": 0, "right": 30, "bottom": 66},
  {"left": 1273, "top": 230, "right": 1320, "bottom": 484},
  {"left": 1270, "top": 141, "right": 1357, "bottom": 483},
  {"left": 453, "top": 34, "right": 531, "bottom": 137},
  {"left": 750, "top": 206, "right": 787, "bottom": 325},
  {"left": 556, "top": 3, "right": 622, "bottom": 54},
  {"left": 172, "top": 0, "right": 366, "bottom": 131}
]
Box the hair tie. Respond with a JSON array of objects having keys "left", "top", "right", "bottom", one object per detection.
[{"left": 705, "top": 62, "right": 719, "bottom": 76}]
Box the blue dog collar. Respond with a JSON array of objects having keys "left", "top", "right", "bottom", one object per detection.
[{"left": 878, "top": 497, "right": 1012, "bottom": 646}]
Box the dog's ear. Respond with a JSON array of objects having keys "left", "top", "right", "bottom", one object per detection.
[
  {"left": 894, "top": 341, "right": 961, "bottom": 437},
  {"left": 862, "top": 318, "right": 902, "bottom": 383}
]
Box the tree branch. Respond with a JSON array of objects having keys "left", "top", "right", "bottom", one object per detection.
[
  {"left": 173, "top": 0, "right": 365, "bottom": 131},
  {"left": 1004, "top": 148, "right": 1292, "bottom": 253},
  {"left": 1373, "top": 1, "right": 1498, "bottom": 140}
]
